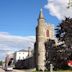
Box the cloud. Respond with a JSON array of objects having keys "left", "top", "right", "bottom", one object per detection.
[
  {"left": 45, "top": 0, "right": 72, "bottom": 20},
  {"left": 0, "top": 32, "right": 35, "bottom": 60}
]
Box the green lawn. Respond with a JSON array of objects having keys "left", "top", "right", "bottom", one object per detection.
[
  {"left": 32, "top": 68, "right": 72, "bottom": 72},
  {"left": 53, "top": 70, "right": 72, "bottom": 72},
  {"left": 32, "top": 70, "right": 72, "bottom": 72}
]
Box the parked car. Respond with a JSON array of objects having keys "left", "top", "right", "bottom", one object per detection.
[
  {"left": 67, "top": 60, "right": 72, "bottom": 67},
  {"left": 4, "top": 66, "right": 13, "bottom": 71}
]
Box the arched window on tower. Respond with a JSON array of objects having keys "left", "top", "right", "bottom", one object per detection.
[{"left": 46, "top": 30, "right": 49, "bottom": 37}]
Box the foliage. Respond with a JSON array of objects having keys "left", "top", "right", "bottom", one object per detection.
[
  {"left": 45, "top": 39, "right": 72, "bottom": 70},
  {"left": 0, "top": 60, "right": 3, "bottom": 65},
  {"left": 56, "top": 17, "right": 72, "bottom": 48},
  {"left": 55, "top": 17, "right": 72, "bottom": 68},
  {"left": 45, "top": 39, "right": 57, "bottom": 69},
  {"left": 53, "top": 17, "right": 72, "bottom": 69}
]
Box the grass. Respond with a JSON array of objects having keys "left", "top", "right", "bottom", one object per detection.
[
  {"left": 32, "top": 68, "right": 72, "bottom": 72},
  {"left": 32, "top": 70, "right": 72, "bottom": 72},
  {"left": 53, "top": 70, "right": 72, "bottom": 72}
]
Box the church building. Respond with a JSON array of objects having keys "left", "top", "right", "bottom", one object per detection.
[{"left": 34, "top": 9, "right": 55, "bottom": 71}]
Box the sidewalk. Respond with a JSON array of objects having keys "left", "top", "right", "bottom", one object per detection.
[{"left": 14, "top": 69, "right": 33, "bottom": 72}]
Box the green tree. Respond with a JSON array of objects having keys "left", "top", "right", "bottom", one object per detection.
[
  {"left": 45, "top": 39, "right": 71, "bottom": 70},
  {"left": 45, "top": 39, "right": 57, "bottom": 70},
  {"left": 55, "top": 17, "right": 72, "bottom": 69},
  {"left": 56, "top": 17, "right": 72, "bottom": 48},
  {"left": 0, "top": 61, "right": 3, "bottom": 66}
]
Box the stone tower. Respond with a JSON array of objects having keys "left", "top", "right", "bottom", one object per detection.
[{"left": 34, "top": 9, "right": 55, "bottom": 71}]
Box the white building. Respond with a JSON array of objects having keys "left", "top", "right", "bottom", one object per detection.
[{"left": 14, "top": 49, "right": 32, "bottom": 62}]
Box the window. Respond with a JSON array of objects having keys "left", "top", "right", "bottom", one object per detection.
[
  {"left": 23, "top": 53, "right": 24, "bottom": 54},
  {"left": 23, "top": 57, "right": 24, "bottom": 59},
  {"left": 19, "top": 56, "right": 20, "bottom": 59},
  {"left": 46, "top": 30, "right": 49, "bottom": 37},
  {"left": 19, "top": 53, "right": 21, "bottom": 54}
]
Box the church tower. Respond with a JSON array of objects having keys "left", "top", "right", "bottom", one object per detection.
[
  {"left": 35, "top": 9, "right": 46, "bottom": 71},
  {"left": 34, "top": 9, "right": 55, "bottom": 71}
]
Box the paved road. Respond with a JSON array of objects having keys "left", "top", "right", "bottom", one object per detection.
[{"left": 0, "top": 67, "right": 33, "bottom": 72}]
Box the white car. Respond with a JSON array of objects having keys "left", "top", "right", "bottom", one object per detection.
[{"left": 4, "top": 66, "right": 13, "bottom": 71}]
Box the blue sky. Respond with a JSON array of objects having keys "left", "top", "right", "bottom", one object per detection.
[
  {"left": 0, "top": 0, "right": 59, "bottom": 36},
  {"left": 0, "top": 0, "right": 71, "bottom": 60}
]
